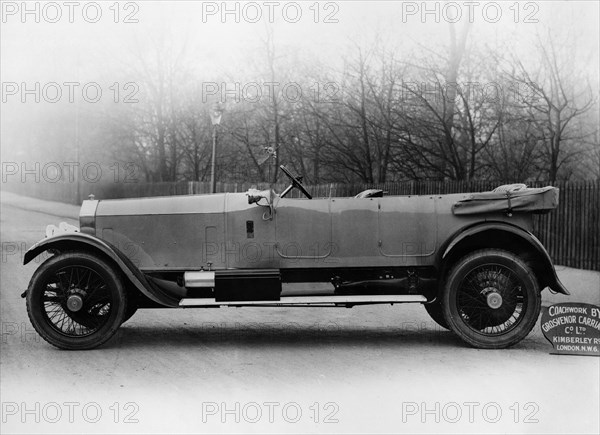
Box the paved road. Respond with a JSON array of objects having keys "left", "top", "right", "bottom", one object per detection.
[{"left": 1, "top": 193, "right": 599, "bottom": 434}]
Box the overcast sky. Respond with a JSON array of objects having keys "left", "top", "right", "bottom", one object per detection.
[{"left": 2, "top": 1, "right": 599, "bottom": 82}]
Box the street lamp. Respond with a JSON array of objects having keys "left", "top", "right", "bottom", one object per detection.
[{"left": 209, "top": 103, "right": 224, "bottom": 193}]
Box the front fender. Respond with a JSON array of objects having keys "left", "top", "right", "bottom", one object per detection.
[
  {"left": 24, "top": 233, "right": 179, "bottom": 307},
  {"left": 442, "top": 222, "right": 570, "bottom": 295}
]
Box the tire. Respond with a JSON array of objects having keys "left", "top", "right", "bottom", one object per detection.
[
  {"left": 424, "top": 301, "right": 450, "bottom": 330},
  {"left": 441, "top": 248, "right": 541, "bottom": 349},
  {"left": 26, "top": 251, "right": 127, "bottom": 350},
  {"left": 122, "top": 296, "right": 138, "bottom": 325}
]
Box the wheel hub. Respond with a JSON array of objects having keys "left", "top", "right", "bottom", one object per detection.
[
  {"left": 485, "top": 291, "right": 503, "bottom": 309},
  {"left": 66, "top": 294, "right": 84, "bottom": 312}
]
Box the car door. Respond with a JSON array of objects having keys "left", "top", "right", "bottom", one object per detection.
[
  {"left": 328, "top": 197, "right": 380, "bottom": 267},
  {"left": 274, "top": 197, "right": 332, "bottom": 266},
  {"left": 378, "top": 196, "right": 437, "bottom": 261}
]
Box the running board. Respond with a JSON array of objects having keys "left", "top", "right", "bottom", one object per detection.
[{"left": 179, "top": 294, "right": 427, "bottom": 307}]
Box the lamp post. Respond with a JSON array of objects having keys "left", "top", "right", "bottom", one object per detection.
[{"left": 209, "top": 104, "right": 224, "bottom": 193}]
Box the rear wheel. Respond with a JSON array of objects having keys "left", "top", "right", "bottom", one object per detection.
[
  {"left": 442, "top": 249, "right": 541, "bottom": 349},
  {"left": 26, "top": 251, "right": 127, "bottom": 350},
  {"left": 424, "top": 301, "right": 449, "bottom": 330}
]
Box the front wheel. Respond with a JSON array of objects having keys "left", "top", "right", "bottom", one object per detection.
[
  {"left": 442, "top": 249, "right": 541, "bottom": 349},
  {"left": 26, "top": 251, "right": 127, "bottom": 350},
  {"left": 122, "top": 295, "right": 138, "bottom": 325}
]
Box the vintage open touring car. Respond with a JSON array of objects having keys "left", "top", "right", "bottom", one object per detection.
[{"left": 23, "top": 165, "right": 568, "bottom": 350}]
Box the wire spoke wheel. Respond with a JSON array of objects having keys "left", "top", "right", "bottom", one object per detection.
[
  {"left": 442, "top": 249, "right": 541, "bottom": 349},
  {"left": 26, "top": 252, "right": 127, "bottom": 350},
  {"left": 457, "top": 264, "right": 525, "bottom": 335},
  {"left": 41, "top": 266, "right": 112, "bottom": 336}
]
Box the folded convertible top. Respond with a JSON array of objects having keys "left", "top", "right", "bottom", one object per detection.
[{"left": 452, "top": 186, "right": 559, "bottom": 215}]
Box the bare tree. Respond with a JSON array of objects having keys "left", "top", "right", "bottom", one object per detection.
[{"left": 506, "top": 34, "right": 595, "bottom": 183}]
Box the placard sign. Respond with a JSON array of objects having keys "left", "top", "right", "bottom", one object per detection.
[{"left": 541, "top": 303, "right": 600, "bottom": 356}]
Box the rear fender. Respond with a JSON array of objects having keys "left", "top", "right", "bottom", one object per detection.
[
  {"left": 24, "top": 233, "right": 179, "bottom": 307},
  {"left": 441, "top": 222, "right": 570, "bottom": 296}
]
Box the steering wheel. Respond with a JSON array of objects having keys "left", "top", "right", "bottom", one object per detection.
[{"left": 279, "top": 165, "right": 312, "bottom": 199}]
